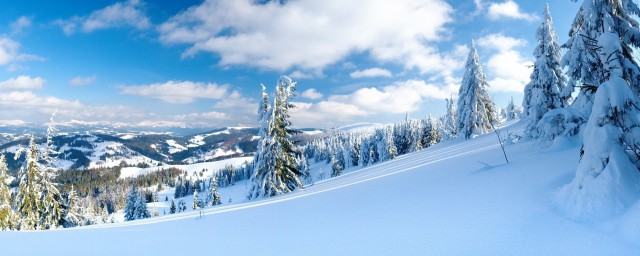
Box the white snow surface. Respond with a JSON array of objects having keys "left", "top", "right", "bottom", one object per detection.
[
  {"left": 2, "top": 121, "right": 639, "bottom": 255},
  {"left": 119, "top": 156, "right": 253, "bottom": 179}
]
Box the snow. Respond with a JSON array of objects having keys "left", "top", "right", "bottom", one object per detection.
[
  {"left": 1, "top": 121, "right": 639, "bottom": 255},
  {"left": 119, "top": 156, "right": 253, "bottom": 179},
  {"left": 165, "top": 139, "right": 187, "bottom": 154}
]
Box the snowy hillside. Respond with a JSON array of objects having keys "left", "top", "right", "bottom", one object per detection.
[
  {"left": 119, "top": 156, "right": 253, "bottom": 179},
  {"left": 2, "top": 120, "right": 638, "bottom": 255},
  {"left": 0, "top": 127, "right": 259, "bottom": 171}
]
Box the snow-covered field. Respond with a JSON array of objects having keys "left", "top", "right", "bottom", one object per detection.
[{"left": 2, "top": 121, "right": 639, "bottom": 255}]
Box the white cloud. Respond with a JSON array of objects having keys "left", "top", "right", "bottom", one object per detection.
[
  {"left": 300, "top": 88, "right": 323, "bottom": 100},
  {"left": 288, "top": 70, "right": 317, "bottom": 79},
  {"left": 69, "top": 75, "right": 96, "bottom": 86},
  {"left": 350, "top": 68, "right": 392, "bottom": 79},
  {"left": 159, "top": 0, "right": 454, "bottom": 74},
  {"left": 290, "top": 79, "right": 457, "bottom": 127},
  {"left": 10, "top": 16, "right": 32, "bottom": 34},
  {"left": 0, "top": 37, "right": 21, "bottom": 66},
  {"left": 0, "top": 76, "right": 45, "bottom": 90},
  {"left": 57, "top": 0, "right": 151, "bottom": 35},
  {"left": 487, "top": 1, "right": 538, "bottom": 21},
  {"left": 477, "top": 34, "right": 532, "bottom": 93},
  {"left": 120, "top": 80, "right": 229, "bottom": 104},
  {"left": 0, "top": 36, "right": 45, "bottom": 69}
]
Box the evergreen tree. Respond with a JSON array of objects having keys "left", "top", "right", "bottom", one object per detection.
[
  {"left": 134, "top": 192, "right": 150, "bottom": 219},
  {"left": 192, "top": 191, "right": 200, "bottom": 210},
  {"left": 556, "top": 32, "right": 640, "bottom": 219},
  {"left": 178, "top": 199, "right": 186, "bottom": 212},
  {"left": 561, "top": 0, "right": 640, "bottom": 114},
  {"left": 442, "top": 96, "right": 457, "bottom": 140},
  {"left": 208, "top": 177, "right": 222, "bottom": 206},
  {"left": 456, "top": 40, "right": 497, "bottom": 139},
  {"left": 15, "top": 137, "right": 44, "bottom": 230},
  {"left": 249, "top": 76, "right": 304, "bottom": 198},
  {"left": 124, "top": 187, "right": 138, "bottom": 221},
  {"left": 40, "top": 114, "right": 64, "bottom": 229},
  {"left": 170, "top": 199, "right": 176, "bottom": 214},
  {"left": 63, "top": 185, "right": 84, "bottom": 227},
  {"left": 0, "top": 155, "right": 17, "bottom": 230},
  {"left": 506, "top": 97, "right": 518, "bottom": 121},
  {"left": 523, "top": 4, "right": 566, "bottom": 136}
]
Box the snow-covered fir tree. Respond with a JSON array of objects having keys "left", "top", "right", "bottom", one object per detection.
[
  {"left": 441, "top": 96, "right": 457, "bottom": 140},
  {"left": 456, "top": 40, "right": 497, "bottom": 139},
  {"left": 506, "top": 97, "right": 518, "bottom": 121},
  {"left": 561, "top": 0, "right": 640, "bottom": 115},
  {"left": 124, "top": 187, "right": 150, "bottom": 221},
  {"left": 248, "top": 76, "right": 304, "bottom": 198},
  {"left": 40, "top": 114, "right": 64, "bottom": 229},
  {"left": 192, "top": 191, "right": 200, "bottom": 210},
  {"left": 63, "top": 185, "right": 84, "bottom": 227},
  {"left": 523, "top": 4, "right": 566, "bottom": 137},
  {"left": 556, "top": 32, "right": 640, "bottom": 219},
  {"left": 15, "top": 137, "right": 44, "bottom": 230},
  {"left": 207, "top": 177, "right": 222, "bottom": 206},
  {"left": 170, "top": 199, "right": 176, "bottom": 214},
  {"left": 0, "top": 155, "right": 17, "bottom": 230}
]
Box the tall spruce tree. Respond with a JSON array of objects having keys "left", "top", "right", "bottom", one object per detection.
[
  {"left": 561, "top": 0, "right": 640, "bottom": 115},
  {"left": 523, "top": 4, "right": 566, "bottom": 137},
  {"left": 249, "top": 76, "right": 303, "bottom": 198},
  {"left": 0, "top": 154, "right": 17, "bottom": 230},
  {"left": 456, "top": 40, "right": 497, "bottom": 139}
]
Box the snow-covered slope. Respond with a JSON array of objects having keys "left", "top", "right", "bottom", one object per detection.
[
  {"left": 119, "top": 156, "right": 253, "bottom": 179},
  {"left": 2, "top": 121, "right": 639, "bottom": 255}
]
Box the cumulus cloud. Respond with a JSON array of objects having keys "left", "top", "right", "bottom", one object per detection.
[
  {"left": 56, "top": 0, "right": 151, "bottom": 35},
  {"left": 69, "top": 75, "right": 96, "bottom": 86},
  {"left": 477, "top": 33, "right": 532, "bottom": 93},
  {"left": 300, "top": 88, "right": 323, "bottom": 100},
  {"left": 290, "top": 79, "right": 457, "bottom": 127},
  {"left": 0, "top": 76, "right": 45, "bottom": 90},
  {"left": 350, "top": 68, "right": 392, "bottom": 79},
  {"left": 119, "top": 80, "right": 229, "bottom": 104},
  {"left": 10, "top": 16, "right": 32, "bottom": 34},
  {"left": 487, "top": 1, "right": 538, "bottom": 21},
  {"left": 0, "top": 36, "right": 45, "bottom": 69},
  {"left": 159, "top": 0, "right": 454, "bottom": 73}
]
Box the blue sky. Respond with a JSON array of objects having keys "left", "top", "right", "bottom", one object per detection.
[{"left": 0, "top": 0, "right": 580, "bottom": 129}]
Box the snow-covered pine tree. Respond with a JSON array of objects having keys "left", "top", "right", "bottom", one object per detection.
[
  {"left": 561, "top": 0, "right": 640, "bottom": 115},
  {"left": 556, "top": 31, "right": 640, "bottom": 220},
  {"left": 358, "top": 137, "right": 370, "bottom": 167},
  {"left": 456, "top": 40, "right": 497, "bottom": 139},
  {"left": 0, "top": 154, "right": 17, "bottom": 230},
  {"left": 63, "top": 185, "right": 84, "bottom": 227},
  {"left": 170, "top": 199, "right": 176, "bottom": 214},
  {"left": 15, "top": 136, "right": 44, "bottom": 230},
  {"left": 124, "top": 187, "right": 138, "bottom": 221},
  {"left": 192, "top": 191, "right": 200, "bottom": 210},
  {"left": 248, "top": 76, "right": 304, "bottom": 198},
  {"left": 209, "top": 177, "right": 222, "bottom": 206},
  {"left": 40, "top": 113, "right": 63, "bottom": 229},
  {"left": 523, "top": 4, "right": 566, "bottom": 137},
  {"left": 442, "top": 96, "right": 457, "bottom": 140},
  {"left": 134, "top": 192, "right": 150, "bottom": 219},
  {"left": 506, "top": 97, "right": 518, "bottom": 121}
]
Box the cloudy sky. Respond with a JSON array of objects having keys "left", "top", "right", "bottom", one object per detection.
[{"left": 0, "top": 0, "right": 580, "bottom": 129}]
